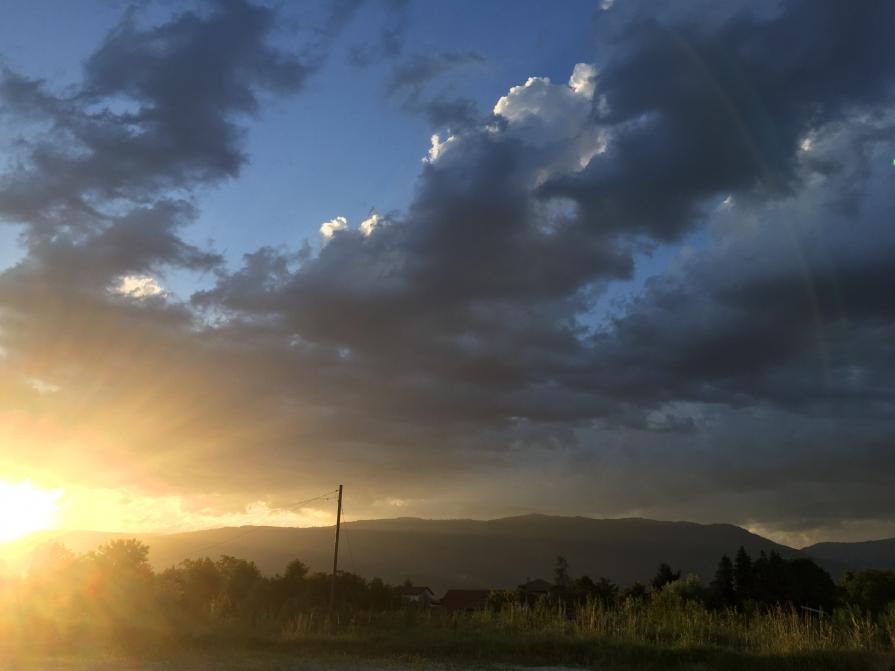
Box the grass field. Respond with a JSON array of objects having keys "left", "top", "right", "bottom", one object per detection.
[
  {"left": 2, "top": 647, "right": 893, "bottom": 671},
  {"left": 5, "top": 601, "right": 895, "bottom": 671},
  {"left": 0, "top": 654, "right": 435, "bottom": 671}
]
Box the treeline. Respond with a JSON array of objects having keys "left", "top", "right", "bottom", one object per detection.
[
  {"left": 2, "top": 538, "right": 404, "bottom": 648},
  {"left": 3, "top": 538, "right": 895, "bottom": 653},
  {"left": 489, "top": 549, "right": 893, "bottom": 617},
  {"left": 707, "top": 548, "right": 836, "bottom": 611}
]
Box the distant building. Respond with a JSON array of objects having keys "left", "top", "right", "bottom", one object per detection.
[
  {"left": 399, "top": 585, "right": 435, "bottom": 606},
  {"left": 519, "top": 578, "right": 553, "bottom": 597},
  {"left": 439, "top": 589, "right": 491, "bottom": 611}
]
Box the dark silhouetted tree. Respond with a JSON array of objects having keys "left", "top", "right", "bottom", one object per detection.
[
  {"left": 593, "top": 576, "right": 619, "bottom": 604},
  {"left": 840, "top": 570, "right": 895, "bottom": 614},
  {"left": 284, "top": 559, "right": 309, "bottom": 582},
  {"left": 753, "top": 551, "right": 787, "bottom": 604},
  {"left": 710, "top": 554, "right": 735, "bottom": 607},
  {"left": 651, "top": 563, "right": 680, "bottom": 591},
  {"left": 166, "top": 557, "right": 221, "bottom": 615},
  {"left": 622, "top": 581, "right": 648, "bottom": 601},
  {"left": 216, "top": 555, "right": 263, "bottom": 618},
  {"left": 368, "top": 577, "right": 396, "bottom": 610},
  {"left": 554, "top": 555, "right": 571, "bottom": 589},
  {"left": 573, "top": 574, "right": 596, "bottom": 598},
  {"left": 782, "top": 557, "right": 835, "bottom": 611},
  {"left": 572, "top": 575, "right": 618, "bottom": 604},
  {"left": 733, "top": 546, "right": 753, "bottom": 600}
]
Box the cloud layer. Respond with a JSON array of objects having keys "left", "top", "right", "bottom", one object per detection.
[{"left": 1, "top": 0, "right": 894, "bottom": 543}]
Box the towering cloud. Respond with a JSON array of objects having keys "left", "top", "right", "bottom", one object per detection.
[{"left": 1, "top": 0, "right": 893, "bottom": 542}]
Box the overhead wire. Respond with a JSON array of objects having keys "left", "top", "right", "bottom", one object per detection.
[{"left": 183, "top": 487, "right": 340, "bottom": 557}]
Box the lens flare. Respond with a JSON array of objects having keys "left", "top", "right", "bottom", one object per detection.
[{"left": 0, "top": 481, "right": 62, "bottom": 542}]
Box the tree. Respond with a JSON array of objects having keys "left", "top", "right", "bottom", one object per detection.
[
  {"left": 573, "top": 574, "right": 596, "bottom": 599},
  {"left": 93, "top": 538, "right": 152, "bottom": 575},
  {"left": 752, "top": 551, "right": 787, "bottom": 604},
  {"left": 621, "top": 581, "right": 648, "bottom": 601},
  {"left": 368, "top": 577, "right": 396, "bottom": 610},
  {"left": 284, "top": 559, "right": 309, "bottom": 582},
  {"left": 572, "top": 575, "right": 618, "bottom": 604},
  {"left": 216, "top": 555, "right": 263, "bottom": 616},
  {"left": 666, "top": 574, "right": 710, "bottom": 605},
  {"left": 783, "top": 557, "right": 835, "bottom": 611},
  {"left": 554, "top": 555, "right": 571, "bottom": 589},
  {"left": 651, "top": 563, "right": 680, "bottom": 591},
  {"left": 733, "top": 546, "right": 753, "bottom": 600},
  {"left": 840, "top": 570, "right": 895, "bottom": 614},
  {"left": 710, "top": 554, "right": 735, "bottom": 607},
  {"left": 487, "top": 589, "right": 518, "bottom": 612},
  {"left": 171, "top": 557, "right": 221, "bottom": 614},
  {"left": 593, "top": 576, "right": 619, "bottom": 604},
  {"left": 85, "top": 539, "right": 155, "bottom": 623}
]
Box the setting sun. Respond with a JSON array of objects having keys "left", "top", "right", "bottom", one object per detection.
[{"left": 0, "top": 481, "right": 62, "bottom": 542}]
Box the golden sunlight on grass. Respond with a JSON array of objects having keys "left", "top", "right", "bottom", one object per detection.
[{"left": 0, "top": 480, "right": 62, "bottom": 542}]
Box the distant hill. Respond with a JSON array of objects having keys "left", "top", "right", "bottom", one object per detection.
[
  {"left": 805, "top": 537, "right": 895, "bottom": 572},
  {"left": 6, "top": 515, "right": 806, "bottom": 593}
]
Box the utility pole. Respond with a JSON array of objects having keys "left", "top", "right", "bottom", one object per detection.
[{"left": 329, "top": 484, "right": 343, "bottom": 614}]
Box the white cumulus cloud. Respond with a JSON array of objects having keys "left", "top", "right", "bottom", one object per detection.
[
  {"left": 493, "top": 64, "right": 597, "bottom": 144},
  {"left": 424, "top": 133, "right": 457, "bottom": 164},
  {"left": 491, "top": 63, "right": 607, "bottom": 180},
  {"left": 569, "top": 62, "right": 598, "bottom": 98},
  {"left": 113, "top": 275, "right": 165, "bottom": 299},
  {"left": 360, "top": 213, "right": 386, "bottom": 236},
  {"left": 320, "top": 216, "right": 349, "bottom": 240}
]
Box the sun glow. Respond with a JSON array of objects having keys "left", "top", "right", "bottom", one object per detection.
[{"left": 0, "top": 481, "right": 62, "bottom": 542}]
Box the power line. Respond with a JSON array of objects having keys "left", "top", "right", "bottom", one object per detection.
[
  {"left": 275, "top": 488, "right": 340, "bottom": 511},
  {"left": 184, "top": 487, "right": 341, "bottom": 557},
  {"left": 187, "top": 525, "right": 271, "bottom": 556}
]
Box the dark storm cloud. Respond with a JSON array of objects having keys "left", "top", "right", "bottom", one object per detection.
[
  {"left": 0, "top": 201, "right": 219, "bottom": 302},
  {"left": 191, "top": 0, "right": 895, "bottom": 532},
  {"left": 581, "top": 114, "right": 895, "bottom": 415},
  {"left": 421, "top": 95, "right": 480, "bottom": 131},
  {"left": 2, "top": 0, "right": 895, "bottom": 539},
  {"left": 0, "top": 0, "right": 313, "bottom": 246},
  {"left": 543, "top": 0, "right": 895, "bottom": 242},
  {"left": 197, "top": 130, "right": 629, "bottom": 419}
]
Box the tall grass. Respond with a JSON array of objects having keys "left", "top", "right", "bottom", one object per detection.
[
  {"left": 3, "top": 582, "right": 895, "bottom": 669},
  {"left": 252, "top": 596, "right": 895, "bottom": 670},
  {"left": 280, "top": 597, "right": 894, "bottom": 655}
]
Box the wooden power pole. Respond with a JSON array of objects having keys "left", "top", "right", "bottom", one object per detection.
[{"left": 329, "top": 484, "right": 343, "bottom": 614}]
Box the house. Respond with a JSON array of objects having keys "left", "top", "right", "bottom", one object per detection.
[
  {"left": 439, "top": 589, "right": 491, "bottom": 611},
  {"left": 518, "top": 578, "right": 553, "bottom": 605},
  {"left": 519, "top": 578, "right": 553, "bottom": 597},
  {"left": 399, "top": 585, "right": 435, "bottom": 606}
]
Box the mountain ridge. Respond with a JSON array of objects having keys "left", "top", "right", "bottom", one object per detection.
[
  {"left": 1, "top": 514, "right": 822, "bottom": 592},
  {"left": 804, "top": 536, "right": 895, "bottom": 571}
]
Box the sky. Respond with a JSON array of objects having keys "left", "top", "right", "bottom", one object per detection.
[{"left": 0, "top": 0, "right": 893, "bottom": 548}]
